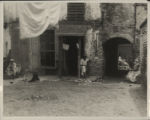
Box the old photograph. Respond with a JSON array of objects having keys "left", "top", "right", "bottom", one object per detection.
[{"left": 3, "top": 1, "right": 147, "bottom": 117}]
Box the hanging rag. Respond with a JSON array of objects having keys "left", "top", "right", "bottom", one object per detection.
[
  {"left": 76, "top": 43, "right": 79, "bottom": 49},
  {"left": 63, "top": 43, "right": 69, "bottom": 51}
]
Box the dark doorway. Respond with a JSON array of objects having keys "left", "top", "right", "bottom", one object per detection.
[
  {"left": 103, "top": 38, "right": 132, "bottom": 77},
  {"left": 62, "top": 36, "right": 84, "bottom": 76}
]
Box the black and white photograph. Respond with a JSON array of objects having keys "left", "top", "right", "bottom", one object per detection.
[{"left": 3, "top": 1, "right": 148, "bottom": 117}]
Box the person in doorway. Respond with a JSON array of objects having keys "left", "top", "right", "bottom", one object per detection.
[
  {"left": 6, "top": 59, "right": 17, "bottom": 79},
  {"left": 80, "top": 55, "right": 89, "bottom": 79},
  {"left": 118, "top": 56, "right": 130, "bottom": 70}
]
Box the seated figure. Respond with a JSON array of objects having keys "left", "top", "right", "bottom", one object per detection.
[{"left": 6, "top": 59, "right": 17, "bottom": 79}]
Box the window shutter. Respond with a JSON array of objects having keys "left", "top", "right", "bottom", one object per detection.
[{"left": 67, "top": 3, "right": 85, "bottom": 21}]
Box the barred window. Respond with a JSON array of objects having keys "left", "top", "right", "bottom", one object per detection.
[{"left": 40, "top": 30, "right": 55, "bottom": 68}]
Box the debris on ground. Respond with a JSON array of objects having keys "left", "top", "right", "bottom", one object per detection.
[
  {"left": 10, "top": 82, "right": 13, "bottom": 84},
  {"left": 74, "top": 79, "right": 84, "bottom": 83},
  {"left": 77, "top": 76, "right": 103, "bottom": 85},
  {"left": 28, "top": 72, "right": 40, "bottom": 82},
  {"left": 4, "top": 77, "right": 146, "bottom": 116}
]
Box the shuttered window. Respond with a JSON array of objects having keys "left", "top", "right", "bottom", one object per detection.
[
  {"left": 40, "top": 30, "right": 55, "bottom": 68},
  {"left": 67, "top": 3, "right": 85, "bottom": 21}
]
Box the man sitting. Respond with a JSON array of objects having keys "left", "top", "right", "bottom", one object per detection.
[{"left": 6, "top": 59, "right": 17, "bottom": 79}]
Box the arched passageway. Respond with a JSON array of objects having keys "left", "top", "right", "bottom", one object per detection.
[{"left": 103, "top": 38, "right": 133, "bottom": 77}]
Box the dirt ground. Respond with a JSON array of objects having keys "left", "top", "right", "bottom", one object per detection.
[{"left": 3, "top": 76, "right": 147, "bottom": 117}]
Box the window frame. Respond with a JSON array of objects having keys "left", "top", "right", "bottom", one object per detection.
[{"left": 40, "top": 29, "right": 56, "bottom": 69}]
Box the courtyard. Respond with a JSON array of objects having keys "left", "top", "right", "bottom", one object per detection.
[{"left": 3, "top": 76, "right": 147, "bottom": 117}]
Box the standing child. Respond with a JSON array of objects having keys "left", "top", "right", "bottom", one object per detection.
[{"left": 80, "top": 56, "right": 89, "bottom": 79}]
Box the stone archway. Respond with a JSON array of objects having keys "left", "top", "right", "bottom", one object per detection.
[{"left": 103, "top": 37, "right": 133, "bottom": 77}]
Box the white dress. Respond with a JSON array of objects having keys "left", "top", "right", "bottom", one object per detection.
[{"left": 80, "top": 58, "right": 89, "bottom": 76}]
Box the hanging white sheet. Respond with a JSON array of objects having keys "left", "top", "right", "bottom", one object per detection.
[
  {"left": 63, "top": 43, "right": 69, "bottom": 51},
  {"left": 4, "top": 2, "right": 101, "bottom": 39},
  {"left": 18, "top": 2, "right": 62, "bottom": 39}
]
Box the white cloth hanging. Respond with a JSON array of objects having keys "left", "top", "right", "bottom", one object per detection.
[
  {"left": 63, "top": 43, "right": 69, "bottom": 50},
  {"left": 18, "top": 2, "right": 62, "bottom": 39}
]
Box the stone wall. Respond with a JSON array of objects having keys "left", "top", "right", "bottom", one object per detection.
[
  {"left": 140, "top": 20, "right": 147, "bottom": 78},
  {"left": 101, "top": 3, "right": 135, "bottom": 43},
  {"left": 87, "top": 36, "right": 104, "bottom": 76},
  {"left": 135, "top": 4, "right": 147, "bottom": 57},
  {"left": 99, "top": 3, "right": 136, "bottom": 76}
]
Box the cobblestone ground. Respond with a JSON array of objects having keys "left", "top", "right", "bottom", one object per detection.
[{"left": 3, "top": 76, "right": 147, "bottom": 117}]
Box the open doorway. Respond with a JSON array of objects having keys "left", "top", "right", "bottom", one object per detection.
[
  {"left": 62, "top": 36, "right": 84, "bottom": 76},
  {"left": 103, "top": 38, "right": 132, "bottom": 77}
]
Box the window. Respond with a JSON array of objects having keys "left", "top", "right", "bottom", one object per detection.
[
  {"left": 67, "top": 3, "right": 85, "bottom": 21},
  {"left": 40, "top": 30, "right": 55, "bottom": 68}
]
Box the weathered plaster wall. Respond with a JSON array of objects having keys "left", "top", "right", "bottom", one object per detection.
[
  {"left": 10, "top": 23, "right": 41, "bottom": 73},
  {"left": 10, "top": 22, "right": 31, "bottom": 71},
  {"left": 87, "top": 34, "right": 104, "bottom": 76},
  {"left": 136, "top": 4, "right": 147, "bottom": 30}
]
